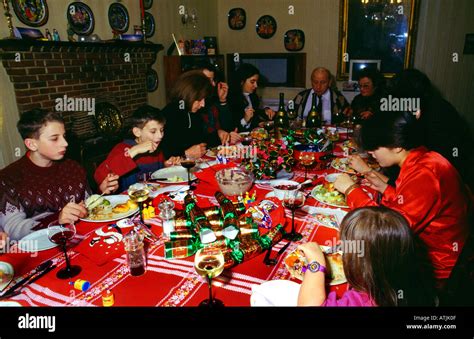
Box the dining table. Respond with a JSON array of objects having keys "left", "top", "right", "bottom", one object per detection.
[{"left": 0, "top": 133, "right": 357, "bottom": 307}]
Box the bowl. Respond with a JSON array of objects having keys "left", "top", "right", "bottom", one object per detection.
[
  {"left": 215, "top": 167, "right": 254, "bottom": 196},
  {"left": 293, "top": 144, "right": 328, "bottom": 163},
  {"left": 270, "top": 180, "right": 299, "bottom": 200}
]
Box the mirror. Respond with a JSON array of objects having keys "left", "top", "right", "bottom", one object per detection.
[{"left": 337, "top": 0, "right": 420, "bottom": 80}]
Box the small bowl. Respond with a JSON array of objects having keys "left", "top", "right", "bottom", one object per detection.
[
  {"left": 215, "top": 167, "right": 254, "bottom": 196},
  {"left": 270, "top": 180, "right": 299, "bottom": 200}
]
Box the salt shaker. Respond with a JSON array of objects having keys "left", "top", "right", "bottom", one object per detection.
[{"left": 158, "top": 200, "right": 176, "bottom": 237}]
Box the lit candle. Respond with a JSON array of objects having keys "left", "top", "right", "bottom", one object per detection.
[{"left": 139, "top": 0, "right": 145, "bottom": 21}]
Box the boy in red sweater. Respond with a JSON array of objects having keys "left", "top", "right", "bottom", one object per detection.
[
  {"left": 94, "top": 105, "right": 180, "bottom": 193},
  {"left": 0, "top": 109, "right": 115, "bottom": 242}
]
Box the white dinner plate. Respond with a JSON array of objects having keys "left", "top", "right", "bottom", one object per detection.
[
  {"left": 0, "top": 262, "right": 14, "bottom": 291},
  {"left": 250, "top": 280, "right": 300, "bottom": 306},
  {"left": 80, "top": 195, "right": 139, "bottom": 223},
  {"left": 255, "top": 170, "right": 294, "bottom": 184},
  {"left": 0, "top": 301, "right": 22, "bottom": 307},
  {"left": 151, "top": 185, "right": 189, "bottom": 203},
  {"left": 18, "top": 229, "right": 57, "bottom": 252},
  {"left": 311, "top": 185, "right": 349, "bottom": 208},
  {"left": 151, "top": 166, "right": 196, "bottom": 183}
]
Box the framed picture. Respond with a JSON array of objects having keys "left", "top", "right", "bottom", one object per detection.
[
  {"left": 11, "top": 0, "right": 49, "bottom": 27},
  {"left": 144, "top": 0, "right": 153, "bottom": 10},
  {"left": 337, "top": 0, "right": 420, "bottom": 79},
  {"left": 108, "top": 3, "right": 129, "bottom": 34},
  {"left": 256, "top": 15, "right": 276, "bottom": 39},
  {"left": 14, "top": 27, "right": 44, "bottom": 40},
  {"left": 284, "top": 29, "right": 305, "bottom": 52},
  {"left": 228, "top": 8, "right": 246, "bottom": 30},
  {"left": 146, "top": 69, "right": 159, "bottom": 92},
  {"left": 144, "top": 12, "right": 155, "bottom": 38},
  {"left": 67, "top": 2, "right": 94, "bottom": 36}
]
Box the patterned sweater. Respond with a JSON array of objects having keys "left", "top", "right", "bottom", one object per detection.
[{"left": 0, "top": 154, "right": 89, "bottom": 241}]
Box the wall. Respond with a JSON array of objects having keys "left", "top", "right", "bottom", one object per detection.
[{"left": 414, "top": 0, "right": 474, "bottom": 129}]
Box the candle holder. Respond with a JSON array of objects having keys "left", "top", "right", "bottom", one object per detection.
[{"left": 2, "top": 0, "right": 16, "bottom": 39}]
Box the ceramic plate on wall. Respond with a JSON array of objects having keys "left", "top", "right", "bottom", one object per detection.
[
  {"left": 12, "top": 0, "right": 49, "bottom": 27},
  {"left": 144, "top": 12, "right": 155, "bottom": 38},
  {"left": 228, "top": 8, "right": 246, "bottom": 30},
  {"left": 67, "top": 2, "right": 94, "bottom": 36},
  {"left": 108, "top": 3, "right": 129, "bottom": 33},
  {"left": 146, "top": 69, "right": 158, "bottom": 92},
  {"left": 144, "top": 0, "right": 153, "bottom": 10},
  {"left": 284, "top": 29, "right": 305, "bottom": 51},
  {"left": 256, "top": 15, "right": 276, "bottom": 39}
]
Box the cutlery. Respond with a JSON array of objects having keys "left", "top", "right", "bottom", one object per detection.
[
  {"left": 264, "top": 240, "right": 291, "bottom": 266},
  {"left": 85, "top": 192, "right": 106, "bottom": 209},
  {"left": 0, "top": 260, "right": 53, "bottom": 298}
]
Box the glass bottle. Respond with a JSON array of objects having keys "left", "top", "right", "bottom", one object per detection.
[
  {"left": 274, "top": 93, "right": 289, "bottom": 128},
  {"left": 305, "top": 94, "right": 321, "bottom": 128}
]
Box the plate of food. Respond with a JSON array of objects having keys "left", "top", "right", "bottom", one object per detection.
[
  {"left": 302, "top": 206, "right": 347, "bottom": 229},
  {"left": 284, "top": 248, "right": 346, "bottom": 286},
  {"left": 0, "top": 262, "right": 14, "bottom": 292},
  {"left": 81, "top": 194, "right": 139, "bottom": 222},
  {"left": 150, "top": 166, "right": 195, "bottom": 183},
  {"left": 331, "top": 158, "right": 357, "bottom": 174},
  {"left": 311, "top": 183, "right": 348, "bottom": 208},
  {"left": 250, "top": 128, "right": 268, "bottom": 141}
]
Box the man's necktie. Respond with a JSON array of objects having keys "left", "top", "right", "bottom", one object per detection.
[{"left": 317, "top": 95, "right": 323, "bottom": 113}]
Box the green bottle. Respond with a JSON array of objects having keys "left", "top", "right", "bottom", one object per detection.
[
  {"left": 305, "top": 94, "right": 321, "bottom": 128},
  {"left": 274, "top": 93, "right": 289, "bottom": 128}
]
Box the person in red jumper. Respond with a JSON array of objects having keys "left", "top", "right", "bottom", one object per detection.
[
  {"left": 0, "top": 109, "right": 113, "bottom": 241},
  {"left": 94, "top": 105, "right": 180, "bottom": 193},
  {"left": 333, "top": 111, "right": 471, "bottom": 288}
]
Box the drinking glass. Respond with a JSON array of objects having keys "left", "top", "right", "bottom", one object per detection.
[
  {"left": 194, "top": 247, "right": 225, "bottom": 307},
  {"left": 47, "top": 224, "right": 81, "bottom": 279},
  {"left": 128, "top": 183, "right": 150, "bottom": 223},
  {"left": 283, "top": 190, "right": 305, "bottom": 241},
  {"left": 181, "top": 156, "right": 196, "bottom": 190},
  {"left": 299, "top": 153, "right": 315, "bottom": 180}
]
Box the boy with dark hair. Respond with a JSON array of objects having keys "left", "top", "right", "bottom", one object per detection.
[
  {"left": 94, "top": 105, "right": 180, "bottom": 193},
  {"left": 0, "top": 109, "right": 115, "bottom": 241}
]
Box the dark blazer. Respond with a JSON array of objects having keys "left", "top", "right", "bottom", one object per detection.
[{"left": 228, "top": 92, "right": 269, "bottom": 132}]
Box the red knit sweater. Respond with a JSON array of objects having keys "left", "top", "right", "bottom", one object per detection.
[{"left": 0, "top": 154, "right": 89, "bottom": 240}]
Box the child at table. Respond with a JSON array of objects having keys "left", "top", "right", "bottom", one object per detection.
[
  {"left": 94, "top": 105, "right": 181, "bottom": 193},
  {"left": 297, "top": 207, "right": 436, "bottom": 306},
  {"left": 0, "top": 109, "right": 116, "bottom": 241}
]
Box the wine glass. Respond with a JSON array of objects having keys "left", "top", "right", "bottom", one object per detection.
[
  {"left": 47, "top": 224, "right": 81, "bottom": 279},
  {"left": 194, "top": 247, "right": 225, "bottom": 307},
  {"left": 263, "top": 120, "right": 274, "bottom": 137},
  {"left": 128, "top": 183, "right": 150, "bottom": 224},
  {"left": 299, "top": 153, "right": 315, "bottom": 180},
  {"left": 283, "top": 190, "right": 305, "bottom": 242},
  {"left": 181, "top": 156, "right": 196, "bottom": 190}
]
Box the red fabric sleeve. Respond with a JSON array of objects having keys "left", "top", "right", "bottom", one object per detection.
[{"left": 94, "top": 143, "right": 138, "bottom": 186}]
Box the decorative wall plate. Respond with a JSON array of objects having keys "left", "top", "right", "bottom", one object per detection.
[
  {"left": 11, "top": 0, "right": 49, "bottom": 27},
  {"left": 228, "top": 8, "right": 246, "bottom": 30},
  {"left": 67, "top": 2, "right": 94, "bottom": 36},
  {"left": 95, "top": 102, "right": 123, "bottom": 136},
  {"left": 144, "top": 0, "right": 153, "bottom": 10},
  {"left": 108, "top": 3, "right": 129, "bottom": 33},
  {"left": 146, "top": 69, "right": 158, "bottom": 92},
  {"left": 284, "top": 29, "right": 305, "bottom": 51},
  {"left": 256, "top": 15, "right": 276, "bottom": 39},
  {"left": 144, "top": 12, "right": 155, "bottom": 38}
]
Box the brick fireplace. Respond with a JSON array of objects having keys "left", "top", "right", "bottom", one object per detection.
[{"left": 0, "top": 40, "right": 163, "bottom": 138}]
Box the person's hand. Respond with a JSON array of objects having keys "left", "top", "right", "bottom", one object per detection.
[
  {"left": 218, "top": 129, "right": 230, "bottom": 145},
  {"left": 185, "top": 143, "right": 207, "bottom": 159},
  {"left": 244, "top": 107, "right": 254, "bottom": 123},
  {"left": 343, "top": 106, "right": 353, "bottom": 117},
  {"left": 361, "top": 171, "right": 388, "bottom": 193},
  {"left": 334, "top": 173, "right": 356, "bottom": 194},
  {"left": 265, "top": 107, "right": 276, "bottom": 120},
  {"left": 360, "top": 111, "right": 373, "bottom": 120},
  {"left": 59, "top": 202, "right": 88, "bottom": 224},
  {"left": 298, "top": 242, "right": 326, "bottom": 266},
  {"left": 128, "top": 141, "right": 158, "bottom": 158},
  {"left": 217, "top": 82, "right": 228, "bottom": 103},
  {"left": 165, "top": 156, "right": 182, "bottom": 167},
  {"left": 348, "top": 154, "right": 371, "bottom": 174},
  {"left": 99, "top": 173, "right": 119, "bottom": 194},
  {"left": 0, "top": 232, "right": 8, "bottom": 251},
  {"left": 229, "top": 128, "right": 241, "bottom": 144}
]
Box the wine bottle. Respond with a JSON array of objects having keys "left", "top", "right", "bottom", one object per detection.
[
  {"left": 274, "top": 93, "right": 289, "bottom": 128},
  {"left": 306, "top": 94, "right": 321, "bottom": 128}
]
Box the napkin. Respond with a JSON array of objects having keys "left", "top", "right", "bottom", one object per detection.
[{"left": 250, "top": 280, "right": 300, "bottom": 306}]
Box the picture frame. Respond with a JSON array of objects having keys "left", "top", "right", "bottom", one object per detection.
[
  {"left": 228, "top": 8, "right": 246, "bottom": 30},
  {"left": 284, "top": 29, "right": 305, "bottom": 52},
  {"left": 337, "top": 0, "right": 420, "bottom": 79},
  {"left": 108, "top": 3, "right": 129, "bottom": 34},
  {"left": 144, "top": 12, "right": 155, "bottom": 38},
  {"left": 146, "top": 69, "right": 159, "bottom": 92},
  {"left": 14, "top": 27, "right": 44, "bottom": 40},
  {"left": 67, "top": 2, "right": 95, "bottom": 36},
  {"left": 256, "top": 15, "right": 277, "bottom": 39},
  {"left": 11, "top": 0, "right": 49, "bottom": 27}
]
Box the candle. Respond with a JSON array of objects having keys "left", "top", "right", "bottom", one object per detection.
[{"left": 139, "top": 0, "right": 145, "bottom": 21}]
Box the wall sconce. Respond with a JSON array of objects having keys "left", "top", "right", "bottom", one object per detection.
[{"left": 181, "top": 7, "right": 198, "bottom": 29}]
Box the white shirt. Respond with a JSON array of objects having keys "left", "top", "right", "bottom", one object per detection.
[
  {"left": 303, "top": 89, "right": 332, "bottom": 124},
  {"left": 240, "top": 92, "right": 253, "bottom": 128}
]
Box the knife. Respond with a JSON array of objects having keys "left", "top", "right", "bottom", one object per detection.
[{"left": 0, "top": 260, "right": 53, "bottom": 297}]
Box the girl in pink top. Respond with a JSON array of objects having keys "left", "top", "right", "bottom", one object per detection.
[{"left": 298, "top": 207, "right": 436, "bottom": 306}]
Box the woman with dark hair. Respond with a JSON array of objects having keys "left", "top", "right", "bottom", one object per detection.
[
  {"left": 160, "top": 70, "right": 215, "bottom": 158},
  {"left": 333, "top": 111, "right": 471, "bottom": 286},
  {"left": 227, "top": 63, "right": 275, "bottom": 131},
  {"left": 298, "top": 207, "right": 435, "bottom": 306},
  {"left": 349, "top": 68, "right": 385, "bottom": 122}
]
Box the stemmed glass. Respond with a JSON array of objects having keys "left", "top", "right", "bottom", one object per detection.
[
  {"left": 181, "top": 156, "right": 196, "bottom": 190},
  {"left": 299, "top": 153, "right": 315, "bottom": 180},
  {"left": 128, "top": 183, "right": 150, "bottom": 224},
  {"left": 283, "top": 190, "right": 305, "bottom": 242},
  {"left": 47, "top": 223, "right": 81, "bottom": 279},
  {"left": 194, "top": 247, "right": 225, "bottom": 307}
]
